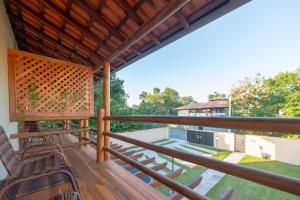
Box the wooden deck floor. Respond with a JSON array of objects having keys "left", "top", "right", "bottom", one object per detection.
[{"left": 62, "top": 135, "right": 168, "bottom": 200}]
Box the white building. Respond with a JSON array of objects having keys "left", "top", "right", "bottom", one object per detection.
[{"left": 175, "top": 99, "right": 228, "bottom": 131}]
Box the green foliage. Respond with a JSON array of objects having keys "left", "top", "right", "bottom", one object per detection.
[
  {"left": 231, "top": 68, "right": 300, "bottom": 117},
  {"left": 208, "top": 91, "right": 226, "bottom": 100},
  {"left": 137, "top": 87, "right": 194, "bottom": 115},
  {"left": 93, "top": 74, "right": 195, "bottom": 132}
]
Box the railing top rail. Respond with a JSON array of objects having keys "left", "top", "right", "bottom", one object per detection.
[
  {"left": 107, "top": 132, "right": 300, "bottom": 196},
  {"left": 102, "top": 115, "right": 300, "bottom": 134}
]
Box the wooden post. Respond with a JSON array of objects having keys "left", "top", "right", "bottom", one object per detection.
[
  {"left": 84, "top": 119, "right": 89, "bottom": 146},
  {"left": 97, "top": 108, "right": 105, "bottom": 162},
  {"left": 79, "top": 119, "right": 84, "bottom": 147},
  {"left": 63, "top": 120, "right": 70, "bottom": 130},
  {"left": 103, "top": 60, "right": 110, "bottom": 161}
]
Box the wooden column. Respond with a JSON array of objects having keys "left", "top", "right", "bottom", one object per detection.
[
  {"left": 103, "top": 60, "right": 110, "bottom": 161},
  {"left": 97, "top": 108, "right": 105, "bottom": 162},
  {"left": 79, "top": 119, "right": 84, "bottom": 147},
  {"left": 84, "top": 119, "right": 89, "bottom": 146},
  {"left": 63, "top": 120, "right": 70, "bottom": 130}
]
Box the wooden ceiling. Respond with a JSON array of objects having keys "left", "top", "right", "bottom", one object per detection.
[{"left": 5, "top": 0, "right": 249, "bottom": 81}]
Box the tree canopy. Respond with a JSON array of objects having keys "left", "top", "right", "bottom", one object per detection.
[
  {"left": 231, "top": 68, "right": 300, "bottom": 117},
  {"left": 93, "top": 74, "right": 195, "bottom": 132},
  {"left": 207, "top": 92, "right": 226, "bottom": 101}
]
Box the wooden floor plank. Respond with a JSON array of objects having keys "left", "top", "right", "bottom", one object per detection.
[{"left": 62, "top": 135, "right": 169, "bottom": 200}]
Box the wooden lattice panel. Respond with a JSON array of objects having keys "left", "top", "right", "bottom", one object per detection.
[{"left": 8, "top": 49, "right": 94, "bottom": 121}]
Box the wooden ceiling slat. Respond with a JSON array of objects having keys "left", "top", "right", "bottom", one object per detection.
[
  {"left": 73, "top": 0, "right": 125, "bottom": 41},
  {"left": 11, "top": 17, "right": 94, "bottom": 66},
  {"left": 43, "top": 0, "right": 112, "bottom": 53},
  {"left": 105, "top": 0, "right": 191, "bottom": 64},
  {"left": 115, "top": 0, "right": 144, "bottom": 26},
  {"left": 10, "top": 0, "right": 101, "bottom": 65}
]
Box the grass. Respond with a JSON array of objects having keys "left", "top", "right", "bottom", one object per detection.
[
  {"left": 157, "top": 153, "right": 206, "bottom": 196},
  {"left": 211, "top": 149, "right": 232, "bottom": 160},
  {"left": 158, "top": 166, "right": 206, "bottom": 195},
  {"left": 207, "top": 155, "right": 300, "bottom": 200},
  {"left": 180, "top": 144, "right": 232, "bottom": 160},
  {"left": 158, "top": 153, "right": 190, "bottom": 170}
]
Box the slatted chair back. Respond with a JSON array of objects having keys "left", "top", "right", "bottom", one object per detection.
[{"left": 0, "top": 126, "right": 19, "bottom": 176}]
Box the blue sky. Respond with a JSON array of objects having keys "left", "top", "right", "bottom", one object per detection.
[{"left": 117, "top": 0, "right": 300, "bottom": 106}]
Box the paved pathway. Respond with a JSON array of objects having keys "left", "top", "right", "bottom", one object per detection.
[{"left": 190, "top": 152, "right": 245, "bottom": 197}]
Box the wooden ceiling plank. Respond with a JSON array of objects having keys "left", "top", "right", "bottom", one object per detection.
[
  {"left": 96, "top": 0, "right": 107, "bottom": 10},
  {"left": 11, "top": 0, "right": 101, "bottom": 64},
  {"left": 73, "top": 0, "right": 125, "bottom": 41},
  {"left": 17, "top": 30, "right": 85, "bottom": 64},
  {"left": 115, "top": 0, "right": 144, "bottom": 26},
  {"left": 18, "top": 34, "right": 69, "bottom": 60},
  {"left": 13, "top": 18, "right": 95, "bottom": 66},
  {"left": 105, "top": 0, "right": 191, "bottom": 65},
  {"left": 43, "top": 0, "right": 112, "bottom": 53}
]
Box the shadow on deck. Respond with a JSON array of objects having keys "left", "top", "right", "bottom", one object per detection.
[{"left": 62, "top": 135, "right": 168, "bottom": 200}]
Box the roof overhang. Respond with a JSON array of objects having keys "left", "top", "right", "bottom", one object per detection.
[{"left": 5, "top": 0, "right": 251, "bottom": 81}]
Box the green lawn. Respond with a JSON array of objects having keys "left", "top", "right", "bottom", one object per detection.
[
  {"left": 157, "top": 166, "right": 206, "bottom": 195},
  {"left": 181, "top": 144, "right": 232, "bottom": 160},
  {"left": 157, "top": 153, "right": 206, "bottom": 195},
  {"left": 207, "top": 155, "right": 300, "bottom": 200}
]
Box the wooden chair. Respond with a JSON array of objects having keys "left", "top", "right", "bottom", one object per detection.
[
  {"left": 50, "top": 191, "right": 81, "bottom": 200},
  {"left": 0, "top": 168, "right": 81, "bottom": 200},
  {"left": 0, "top": 126, "right": 67, "bottom": 177}
]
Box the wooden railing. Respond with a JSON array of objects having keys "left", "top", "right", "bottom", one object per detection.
[{"left": 92, "top": 109, "right": 300, "bottom": 199}]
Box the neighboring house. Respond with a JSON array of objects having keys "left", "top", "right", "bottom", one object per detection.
[
  {"left": 175, "top": 98, "right": 228, "bottom": 117},
  {"left": 175, "top": 98, "right": 228, "bottom": 131}
]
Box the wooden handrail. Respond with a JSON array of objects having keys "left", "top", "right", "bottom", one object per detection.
[
  {"left": 106, "top": 132, "right": 300, "bottom": 196},
  {"left": 104, "top": 115, "right": 300, "bottom": 134},
  {"left": 10, "top": 128, "right": 91, "bottom": 139},
  {"left": 106, "top": 147, "right": 209, "bottom": 200}
]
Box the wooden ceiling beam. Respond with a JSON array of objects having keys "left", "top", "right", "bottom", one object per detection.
[
  {"left": 149, "top": 33, "right": 160, "bottom": 45},
  {"left": 73, "top": 0, "right": 125, "bottom": 41},
  {"left": 96, "top": 0, "right": 106, "bottom": 10},
  {"left": 16, "top": 31, "right": 86, "bottom": 64},
  {"left": 11, "top": 17, "right": 94, "bottom": 66},
  {"left": 176, "top": 12, "right": 189, "bottom": 29},
  {"left": 104, "top": 0, "right": 191, "bottom": 65},
  {"left": 19, "top": 35, "right": 69, "bottom": 60},
  {"left": 43, "top": 0, "right": 112, "bottom": 53},
  {"left": 115, "top": 0, "right": 144, "bottom": 26},
  {"left": 11, "top": 0, "right": 102, "bottom": 64},
  {"left": 10, "top": 15, "right": 95, "bottom": 66}
]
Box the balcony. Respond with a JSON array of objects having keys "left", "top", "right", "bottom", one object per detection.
[{"left": 1, "top": 0, "right": 300, "bottom": 199}]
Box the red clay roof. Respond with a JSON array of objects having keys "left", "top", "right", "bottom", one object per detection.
[{"left": 175, "top": 100, "right": 228, "bottom": 110}]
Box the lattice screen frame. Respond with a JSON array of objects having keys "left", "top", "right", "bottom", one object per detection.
[{"left": 8, "top": 49, "right": 94, "bottom": 121}]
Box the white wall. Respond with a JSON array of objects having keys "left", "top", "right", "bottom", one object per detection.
[
  {"left": 245, "top": 135, "right": 300, "bottom": 165},
  {"left": 111, "top": 127, "right": 169, "bottom": 148},
  {"left": 0, "top": 1, "right": 18, "bottom": 179},
  {"left": 214, "top": 132, "right": 235, "bottom": 151}
]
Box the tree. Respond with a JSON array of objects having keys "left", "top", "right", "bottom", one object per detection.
[
  {"left": 231, "top": 68, "right": 300, "bottom": 117},
  {"left": 180, "top": 96, "right": 194, "bottom": 105},
  {"left": 137, "top": 87, "right": 194, "bottom": 115},
  {"left": 208, "top": 92, "right": 226, "bottom": 100}
]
